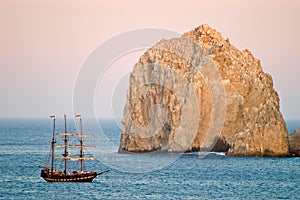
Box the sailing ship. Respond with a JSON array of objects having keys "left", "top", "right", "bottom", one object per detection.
[{"left": 39, "top": 114, "right": 108, "bottom": 182}]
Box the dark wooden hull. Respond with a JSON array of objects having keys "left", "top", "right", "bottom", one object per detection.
[{"left": 41, "top": 169, "right": 98, "bottom": 182}]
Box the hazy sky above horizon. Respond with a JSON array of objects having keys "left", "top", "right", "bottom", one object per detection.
[{"left": 1, "top": 0, "right": 299, "bottom": 120}]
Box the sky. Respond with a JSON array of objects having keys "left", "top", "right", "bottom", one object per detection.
[{"left": 0, "top": 0, "right": 299, "bottom": 120}]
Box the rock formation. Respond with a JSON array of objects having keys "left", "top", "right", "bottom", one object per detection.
[
  {"left": 288, "top": 129, "right": 300, "bottom": 156},
  {"left": 119, "top": 24, "right": 290, "bottom": 157}
]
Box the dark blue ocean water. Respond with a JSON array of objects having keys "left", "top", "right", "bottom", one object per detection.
[{"left": 1, "top": 118, "right": 300, "bottom": 199}]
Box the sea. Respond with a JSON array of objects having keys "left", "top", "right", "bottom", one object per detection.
[{"left": 1, "top": 118, "right": 300, "bottom": 199}]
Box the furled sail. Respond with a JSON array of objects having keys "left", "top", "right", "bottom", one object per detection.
[
  {"left": 55, "top": 144, "right": 95, "bottom": 148},
  {"left": 54, "top": 156, "right": 96, "bottom": 161},
  {"left": 58, "top": 132, "right": 92, "bottom": 137}
]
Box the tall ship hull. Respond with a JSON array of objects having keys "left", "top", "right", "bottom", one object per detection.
[{"left": 41, "top": 169, "right": 98, "bottom": 182}]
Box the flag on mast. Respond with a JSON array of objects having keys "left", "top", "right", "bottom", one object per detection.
[
  {"left": 74, "top": 113, "right": 81, "bottom": 118},
  {"left": 50, "top": 115, "right": 55, "bottom": 118}
]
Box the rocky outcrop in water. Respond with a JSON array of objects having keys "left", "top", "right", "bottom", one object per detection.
[
  {"left": 119, "top": 24, "right": 290, "bottom": 157},
  {"left": 288, "top": 129, "right": 300, "bottom": 156}
]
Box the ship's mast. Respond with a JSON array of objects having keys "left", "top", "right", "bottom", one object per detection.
[
  {"left": 79, "top": 117, "right": 84, "bottom": 172},
  {"left": 53, "top": 114, "right": 96, "bottom": 174},
  {"left": 51, "top": 117, "right": 56, "bottom": 175},
  {"left": 63, "top": 114, "right": 68, "bottom": 175}
]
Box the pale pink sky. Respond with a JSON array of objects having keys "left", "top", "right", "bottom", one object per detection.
[{"left": 0, "top": 0, "right": 299, "bottom": 119}]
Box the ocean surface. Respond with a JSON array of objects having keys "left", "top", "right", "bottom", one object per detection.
[{"left": 1, "top": 118, "right": 300, "bottom": 199}]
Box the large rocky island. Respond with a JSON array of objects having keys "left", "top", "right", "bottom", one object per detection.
[{"left": 119, "top": 24, "right": 291, "bottom": 157}]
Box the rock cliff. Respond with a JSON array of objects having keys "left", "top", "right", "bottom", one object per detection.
[
  {"left": 288, "top": 129, "right": 300, "bottom": 156},
  {"left": 119, "top": 24, "right": 290, "bottom": 157}
]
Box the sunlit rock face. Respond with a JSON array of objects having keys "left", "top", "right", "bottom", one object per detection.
[{"left": 119, "top": 24, "right": 290, "bottom": 157}]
